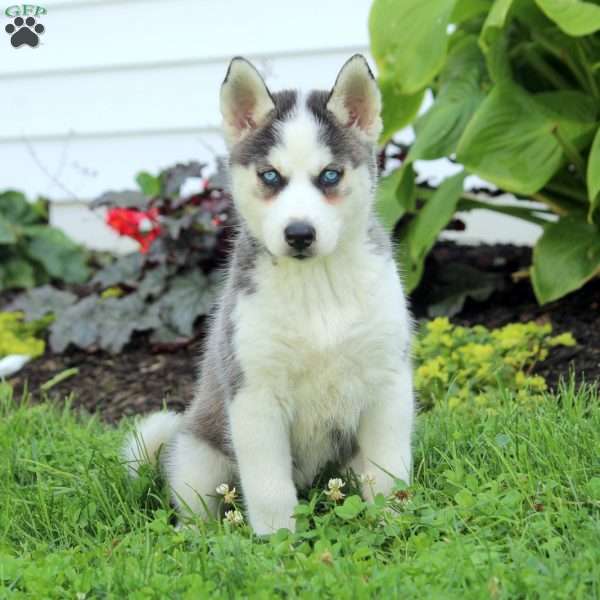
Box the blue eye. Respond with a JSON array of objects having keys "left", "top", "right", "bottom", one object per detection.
[
  {"left": 319, "top": 169, "right": 342, "bottom": 186},
  {"left": 259, "top": 169, "right": 282, "bottom": 186}
]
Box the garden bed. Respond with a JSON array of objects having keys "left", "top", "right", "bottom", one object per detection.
[
  {"left": 6, "top": 242, "right": 599, "bottom": 422},
  {"left": 414, "top": 243, "right": 600, "bottom": 389}
]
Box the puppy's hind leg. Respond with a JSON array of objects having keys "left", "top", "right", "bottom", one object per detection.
[{"left": 164, "top": 430, "right": 233, "bottom": 521}]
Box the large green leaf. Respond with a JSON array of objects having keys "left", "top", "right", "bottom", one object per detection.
[
  {"left": 406, "top": 172, "right": 467, "bottom": 262},
  {"left": 532, "top": 217, "right": 600, "bottom": 303},
  {"left": 588, "top": 127, "right": 600, "bottom": 222},
  {"left": 535, "top": 0, "right": 600, "bottom": 36},
  {"left": 398, "top": 171, "right": 466, "bottom": 292},
  {"left": 534, "top": 91, "right": 599, "bottom": 149},
  {"left": 378, "top": 77, "right": 424, "bottom": 144},
  {"left": 0, "top": 256, "right": 36, "bottom": 290},
  {"left": 408, "top": 36, "right": 486, "bottom": 162},
  {"left": 158, "top": 270, "right": 217, "bottom": 336},
  {"left": 161, "top": 161, "right": 205, "bottom": 196},
  {"left": 376, "top": 166, "right": 415, "bottom": 230},
  {"left": 478, "top": 0, "right": 515, "bottom": 81},
  {"left": 484, "top": 23, "right": 513, "bottom": 82},
  {"left": 50, "top": 295, "right": 101, "bottom": 353},
  {"left": 451, "top": 0, "right": 491, "bottom": 24},
  {"left": 0, "top": 215, "right": 17, "bottom": 245},
  {"left": 456, "top": 84, "right": 596, "bottom": 195},
  {"left": 49, "top": 293, "right": 161, "bottom": 353},
  {"left": 479, "top": 0, "right": 514, "bottom": 51},
  {"left": 369, "top": 0, "right": 456, "bottom": 94},
  {"left": 395, "top": 163, "right": 418, "bottom": 214},
  {"left": 98, "top": 295, "right": 161, "bottom": 353},
  {"left": 135, "top": 171, "right": 161, "bottom": 197},
  {"left": 7, "top": 285, "right": 77, "bottom": 321},
  {"left": 0, "top": 191, "right": 42, "bottom": 226},
  {"left": 92, "top": 253, "right": 145, "bottom": 288},
  {"left": 23, "top": 227, "right": 90, "bottom": 284},
  {"left": 137, "top": 264, "right": 169, "bottom": 300}
]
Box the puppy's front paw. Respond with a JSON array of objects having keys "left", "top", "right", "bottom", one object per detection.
[
  {"left": 248, "top": 496, "right": 298, "bottom": 535},
  {"left": 252, "top": 515, "right": 296, "bottom": 536}
]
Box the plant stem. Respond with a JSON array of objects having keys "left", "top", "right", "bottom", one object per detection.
[
  {"left": 551, "top": 127, "right": 587, "bottom": 176},
  {"left": 457, "top": 198, "right": 551, "bottom": 226},
  {"left": 530, "top": 192, "right": 571, "bottom": 215},
  {"left": 40, "top": 368, "right": 79, "bottom": 392},
  {"left": 530, "top": 33, "right": 591, "bottom": 93},
  {"left": 545, "top": 182, "right": 589, "bottom": 204},
  {"left": 576, "top": 41, "right": 599, "bottom": 99},
  {"left": 525, "top": 48, "right": 572, "bottom": 89},
  {"left": 417, "top": 183, "right": 573, "bottom": 218}
]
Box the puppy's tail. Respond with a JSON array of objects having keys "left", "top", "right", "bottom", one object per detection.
[{"left": 122, "top": 411, "right": 182, "bottom": 476}]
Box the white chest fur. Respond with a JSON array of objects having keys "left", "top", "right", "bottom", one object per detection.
[{"left": 233, "top": 247, "right": 410, "bottom": 486}]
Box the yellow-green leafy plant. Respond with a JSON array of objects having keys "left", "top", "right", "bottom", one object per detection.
[
  {"left": 414, "top": 318, "right": 575, "bottom": 409},
  {"left": 0, "top": 312, "right": 51, "bottom": 359}
]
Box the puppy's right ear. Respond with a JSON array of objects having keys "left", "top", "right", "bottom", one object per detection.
[{"left": 220, "top": 57, "right": 275, "bottom": 147}]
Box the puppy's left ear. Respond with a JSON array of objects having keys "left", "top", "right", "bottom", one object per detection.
[{"left": 327, "top": 54, "right": 382, "bottom": 143}]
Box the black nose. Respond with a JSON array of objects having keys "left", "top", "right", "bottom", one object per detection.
[{"left": 284, "top": 222, "right": 316, "bottom": 251}]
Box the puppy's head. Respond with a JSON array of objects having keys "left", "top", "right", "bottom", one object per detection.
[{"left": 220, "top": 55, "right": 382, "bottom": 260}]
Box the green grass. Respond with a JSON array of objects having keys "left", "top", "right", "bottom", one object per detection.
[{"left": 1, "top": 382, "right": 599, "bottom": 599}]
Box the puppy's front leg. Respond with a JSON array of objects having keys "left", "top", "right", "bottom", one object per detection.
[
  {"left": 356, "top": 363, "right": 414, "bottom": 501},
  {"left": 230, "top": 387, "right": 297, "bottom": 534}
]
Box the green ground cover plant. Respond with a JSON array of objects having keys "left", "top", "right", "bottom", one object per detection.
[
  {"left": 370, "top": 0, "right": 600, "bottom": 304},
  {"left": 415, "top": 317, "right": 576, "bottom": 409},
  {"left": 0, "top": 312, "right": 51, "bottom": 359},
  {"left": 1, "top": 379, "right": 598, "bottom": 598}
]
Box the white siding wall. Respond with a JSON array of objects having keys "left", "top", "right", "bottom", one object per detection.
[{"left": 0, "top": 0, "right": 540, "bottom": 250}]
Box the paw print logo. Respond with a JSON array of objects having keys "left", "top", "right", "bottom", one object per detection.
[{"left": 5, "top": 16, "right": 45, "bottom": 48}]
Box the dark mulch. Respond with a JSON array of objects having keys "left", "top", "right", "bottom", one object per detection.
[
  {"left": 11, "top": 342, "right": 196, "bottom": 423},
  {"left": 6, "top": 243, "right": 599, "bottom": 421}
]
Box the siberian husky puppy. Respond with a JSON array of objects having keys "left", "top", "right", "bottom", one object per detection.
[{"left": 124, "top": 55, "right": 415, "bottom": 535}]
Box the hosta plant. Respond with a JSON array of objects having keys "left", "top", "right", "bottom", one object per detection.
[
  {"left": 0, "top": 191, "right": 89, "bottom": 291},
  {"left": 370, "top": 0, "right": 600, "bottom": 304},
  {"left": 9, "top": 162, "right": 233, "bottom": 354}
]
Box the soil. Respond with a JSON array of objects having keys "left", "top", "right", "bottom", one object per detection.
[
  {"left": 6, "top": 243, "right": 599, "bottom": 421},
  {"left": 11, "top": 342, "right": 196, "bottom": 423}
]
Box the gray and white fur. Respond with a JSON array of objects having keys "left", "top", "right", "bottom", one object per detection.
[{"left": 123, "top": 55, "right": 415, "bottom": 535}]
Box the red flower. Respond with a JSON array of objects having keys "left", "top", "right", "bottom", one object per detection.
[{"left": 106, "top": 207, "right": 161, "bottom": 253}]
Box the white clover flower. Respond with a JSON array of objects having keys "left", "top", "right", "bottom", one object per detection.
[
  {"left": 224, "top": 509, "right": 244, "bottom": 525},
  {"left": 224, "top": 487, "right": 237, "bottom": 505},
  {"left": 360, "top": 472, "right": 376, "bottom": 487},
  {"left": 216, "top": 483, "right": 230, "bottom": 495},
  {"left": 216, "top": 483, "right": 237, "bottom": 504},
  {"left": 324, "top": 478, "right": 346, "bottom": 502}
]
